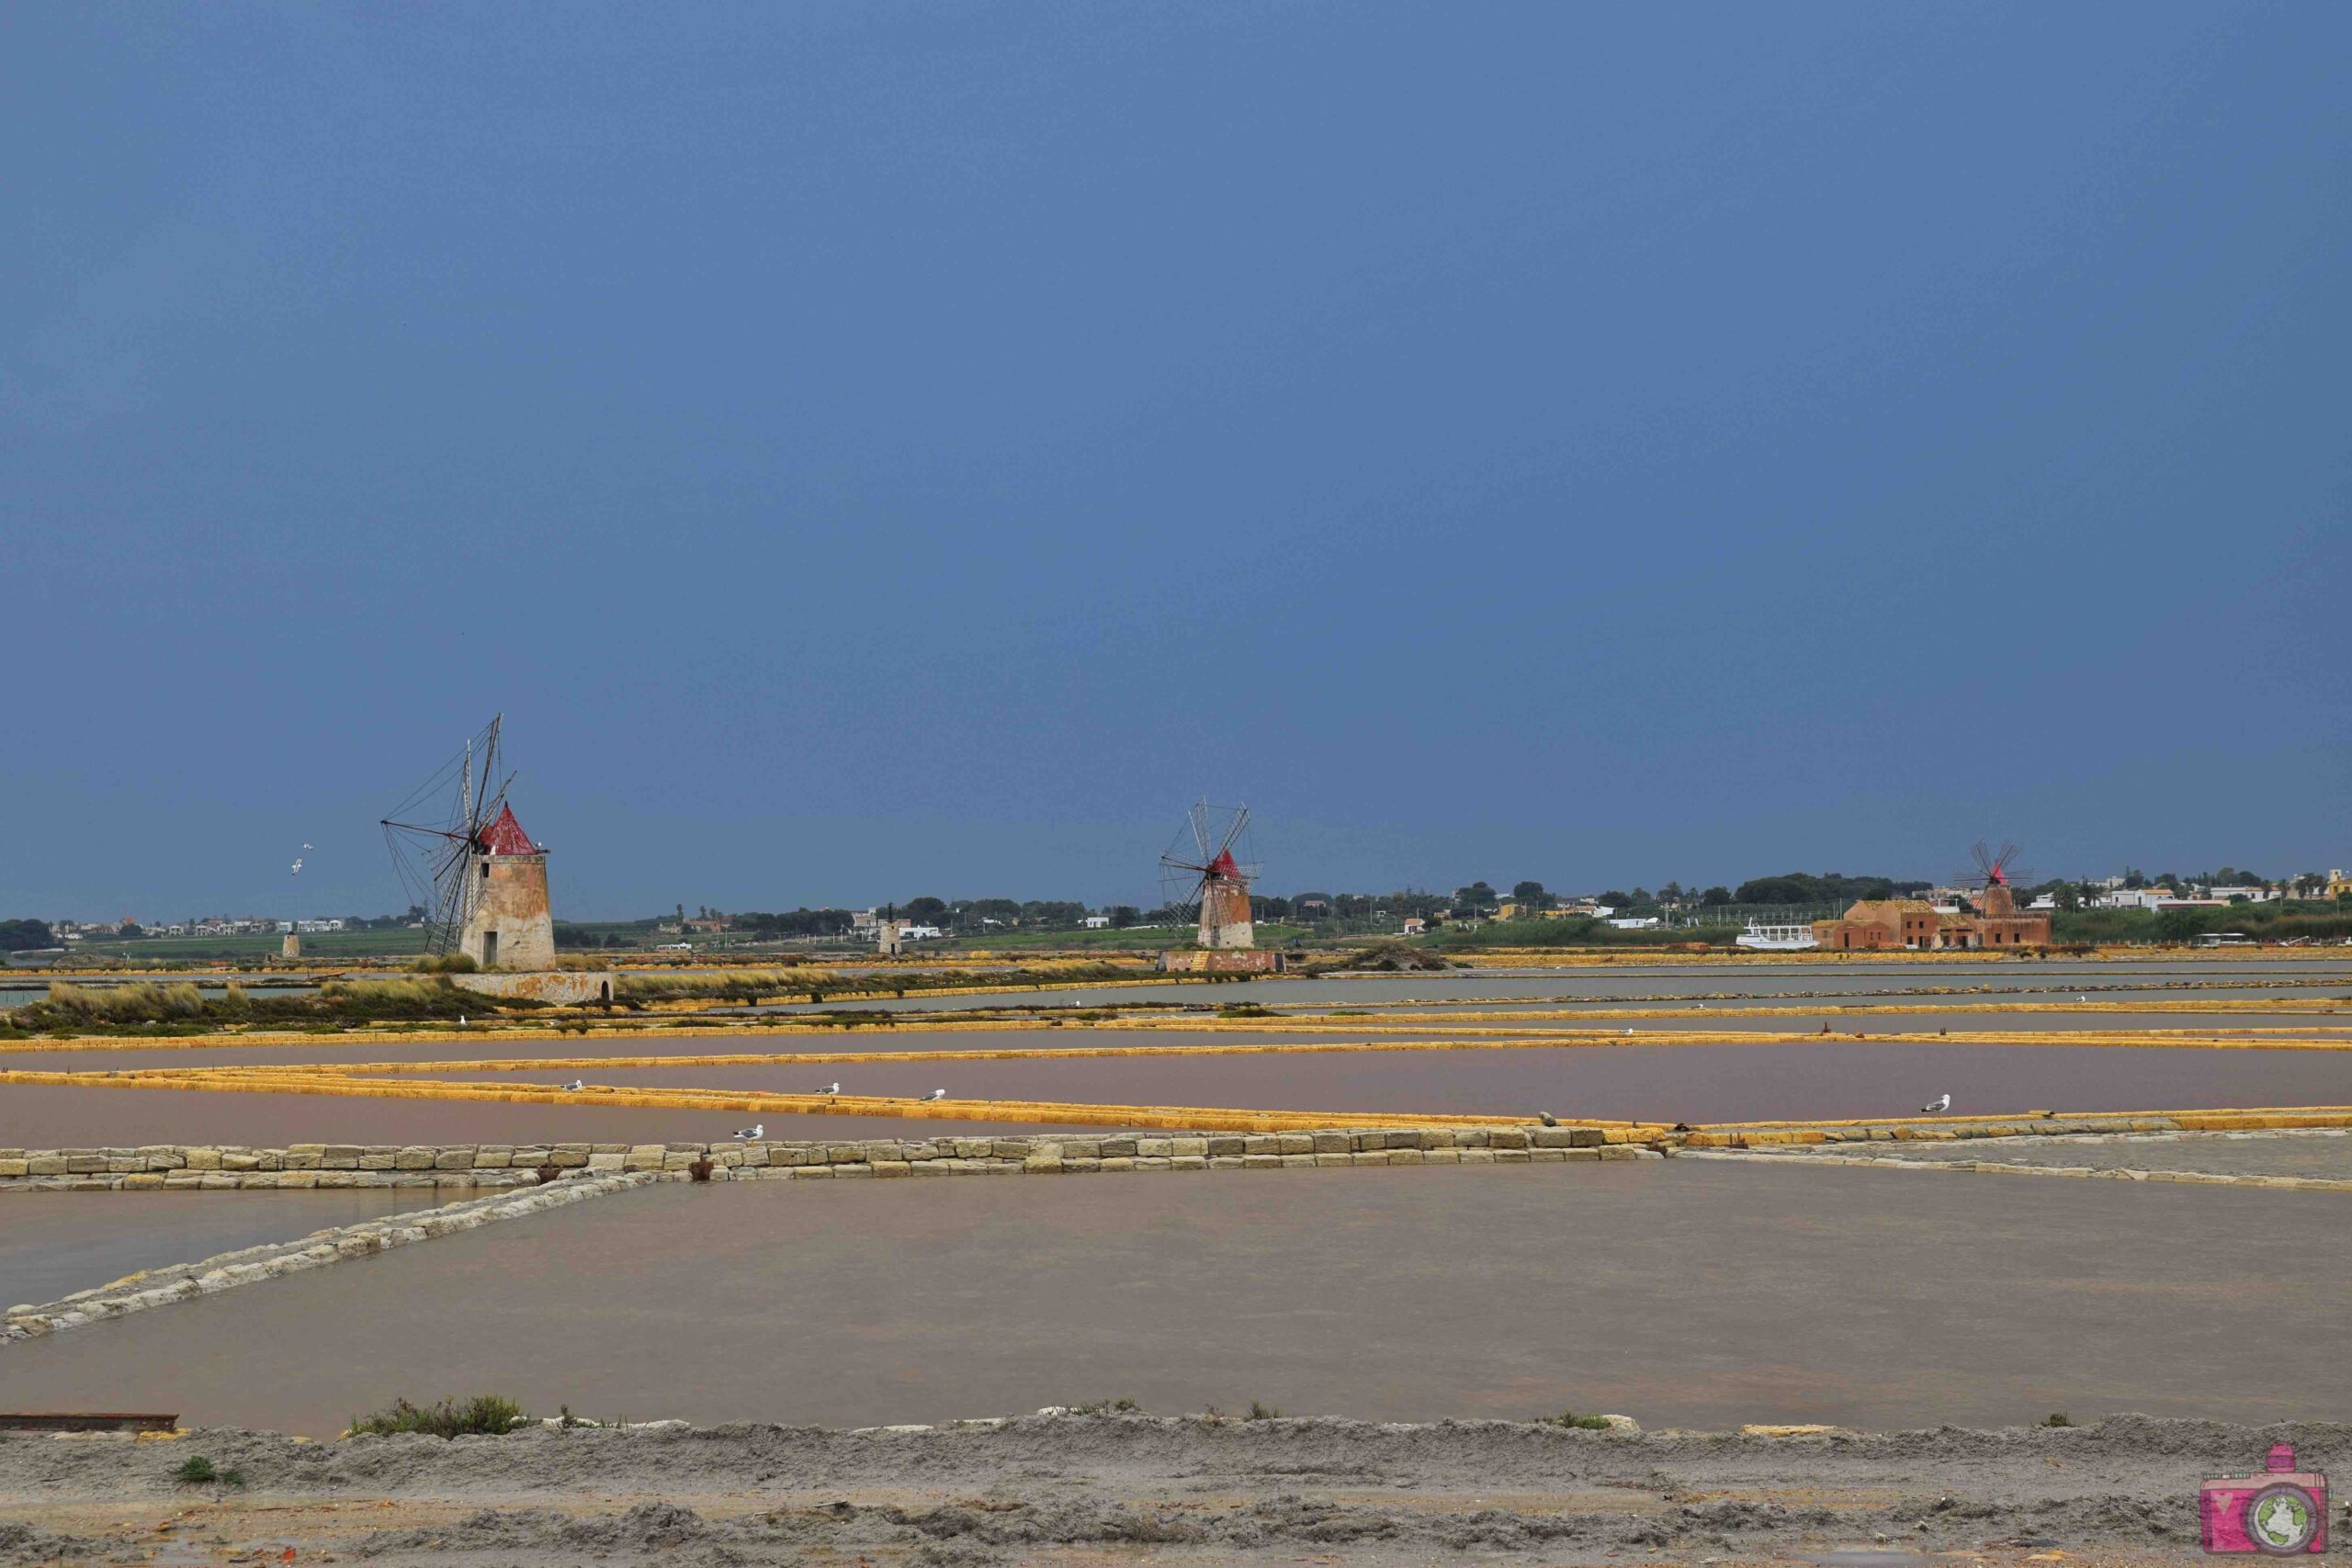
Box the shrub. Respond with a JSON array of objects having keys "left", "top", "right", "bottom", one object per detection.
[
  {"left": 2043, "top": 1412, "right": 2075, "bottom": 1427},
  {"left": 1245, "top": 1401, "right": 1282, "bottom": 1421},
  {"left": 173, "top": 1455, "right": 217, "bottom": 1484},
  {"left": 348, "top": 1394, "right": 526, "bottom": 1438},
  {"left": 408, "top": 953, "right": 481, "bottom": 974},
  {"left": 1541, "top": 1411, "right": 1612, "bottom": 1430},
  {"left": 1069, "top": 1397, "right": 1142, "bottom": 1415}
]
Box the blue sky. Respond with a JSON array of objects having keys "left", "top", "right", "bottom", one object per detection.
[{"left": 3, "top": 4, "right": 2346, "bottom": 919}]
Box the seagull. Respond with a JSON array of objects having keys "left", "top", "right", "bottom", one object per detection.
[
  {"left": 1538, "top": 1111, "right": 1558, "bottom": 1127},
  {"left": 290, "top": 859, "right": 303, "bottom": 874},
  {"left": 560, "top": 1078, "right": 584, "bottom": 1092},
  {"left": 921, "top": 1089, "right": 947, "bottom": 1101},
  {"left": 1622, "top": 1028, "right": 1634, "bottom": 1036},
  {"left": 732, "top": 1122, "right": 764, "bottom": 1140},
  {"left": 301, "top": 842, "right": 313, "bottom": 851},
  {"left": 818, "top": 1082, "right": 841, "bottom": 1096},
  {"left": 1920, "top": 1093, "right": 1951, "bottom": 1114}
]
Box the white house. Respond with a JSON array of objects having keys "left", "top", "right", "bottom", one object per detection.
[{"left": 1081, "top": 914, "right": 1111, "bottom": 929}]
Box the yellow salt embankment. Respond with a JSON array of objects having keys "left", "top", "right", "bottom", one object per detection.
[
  {"left": 16, "top": 1021, "right": 2352, "bottom": 1076},
  {"left": 1679, "top": 1105, "right": 2352, "bottom": 1145},
  {"left": 0, "top": 1065, "right": 1651, "bottom": 1134}
]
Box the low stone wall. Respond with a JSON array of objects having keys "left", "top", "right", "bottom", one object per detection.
[
  {"left": 450, "top": 969, "right": 615, "bottom": 1005},
  {"left": 0, "top": 1125, "right": 1645, "bottom": 1192},
  {"left": 3, "top": 1171, "right": 657, "bottom": 1344}
]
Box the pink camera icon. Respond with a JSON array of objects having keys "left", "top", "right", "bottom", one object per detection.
[{"left": 2201, "top": 1442, "right": 2326, "bottom": 1555}]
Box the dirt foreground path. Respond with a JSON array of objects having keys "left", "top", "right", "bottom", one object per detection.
[{"left": 4, "top": 1414, "right": 2338, "bottom": 1566}]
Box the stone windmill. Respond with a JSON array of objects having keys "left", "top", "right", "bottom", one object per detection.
[
  {"left": 381, "top": 715, "right": 555, "bottom": 969},
  {"left": 1159, "top": 801, "right": 1261, "bottom": 950}
]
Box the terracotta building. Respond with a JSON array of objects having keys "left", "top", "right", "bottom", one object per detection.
[{"left": 1813, "top": 883, "right": 2052, "bottom": 952}]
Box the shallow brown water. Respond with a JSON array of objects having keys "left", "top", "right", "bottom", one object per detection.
[
  {"left": 426, "top": 1040, "right": 2352, "bottom": 1123},
  {"left": 6, "top": 1160, "right": 2346, "bottom": 1435}
]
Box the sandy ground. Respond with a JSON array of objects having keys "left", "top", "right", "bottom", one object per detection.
[
  {"left": 8, "top": 1161, "right": 2351, "bottom": 1436},
  {"left": 1, "top": 1414, "right": 2339, "bottom": 1566}
]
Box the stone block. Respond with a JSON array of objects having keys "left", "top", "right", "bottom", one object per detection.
[
  {"left": 1311, "top": 1133, "right": 1350, "bottom": 1155},
  {"left": 1488, "top": 1131, "right": 1529, "bottom": 1150},
  {"left": 1242, "top": 1155, "right": 1282, "bottom": 1169},
  {"left": 473, "top": 1147, "right": 513, "bottom": 1169},
  {"left": 1174, "top": 1137, "right": 1212, "bottom": 1156},
  {"left": 434, "top": 1150, "right": 476, "bottom": 1170},
  {"left": 1206, "top": 1136, "right": 1246, "bottom": 1156},
  {"left": 393, "top": 1147, "right": 435, "bottom": 1170},
  {"left": 24, "top": 1156, "right": 65, "bottom": 1177}
]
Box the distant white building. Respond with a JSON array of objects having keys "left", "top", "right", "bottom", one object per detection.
[
  {"left": 1081, "top": 914, "right": 1111, "bottom": 929},
  {"left": 1607, "top": 916, "right": 1660, "bottom": 931},
  {"left": 2209, "top": 886, "right": 2276, "bottom": 903}
]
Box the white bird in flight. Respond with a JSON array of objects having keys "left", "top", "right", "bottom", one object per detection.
[
  {"left": 1920, "top": 1093, "right": 1951, "bottom": 1114},
  {"left": 301, "top": 842, "right": 313, "bottom": 851},
  {"left": 290, "top": 859, "right": 303, "bottom": 875},
  {"left": 732, "top": 1122, "right": 763, "bottom": 1140}
]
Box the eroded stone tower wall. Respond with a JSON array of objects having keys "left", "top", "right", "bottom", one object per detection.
[{"left": 460, "top": 852, "right": 555, "bottom": 969}]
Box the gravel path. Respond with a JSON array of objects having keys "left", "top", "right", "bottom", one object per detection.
[{"left": 1, "top": 1413, "right": 2335, "bottom": 1565}]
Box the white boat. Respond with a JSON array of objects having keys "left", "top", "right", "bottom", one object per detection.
[{"left": 1736, "top": 919, "right": 1818, "bottom": 952}]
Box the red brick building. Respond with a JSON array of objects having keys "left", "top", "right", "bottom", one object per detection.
[{"left": 1813, "top": 884, "right": 2051, "bottom": 952}]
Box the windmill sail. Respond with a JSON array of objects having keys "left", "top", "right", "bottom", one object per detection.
[{"left": 1158, "top": 800, "right": 1259, "bottom": 949}]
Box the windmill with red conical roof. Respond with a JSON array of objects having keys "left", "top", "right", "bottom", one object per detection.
[
  {"left": 380, "top": 716, "right": 556, "bottom": 968},
  {"left": 1159, "top": 801, "right": 1261, "bottom": 950},
  {"left": 1958, "top": 840, "right": 2035, "bottom": 919}
]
